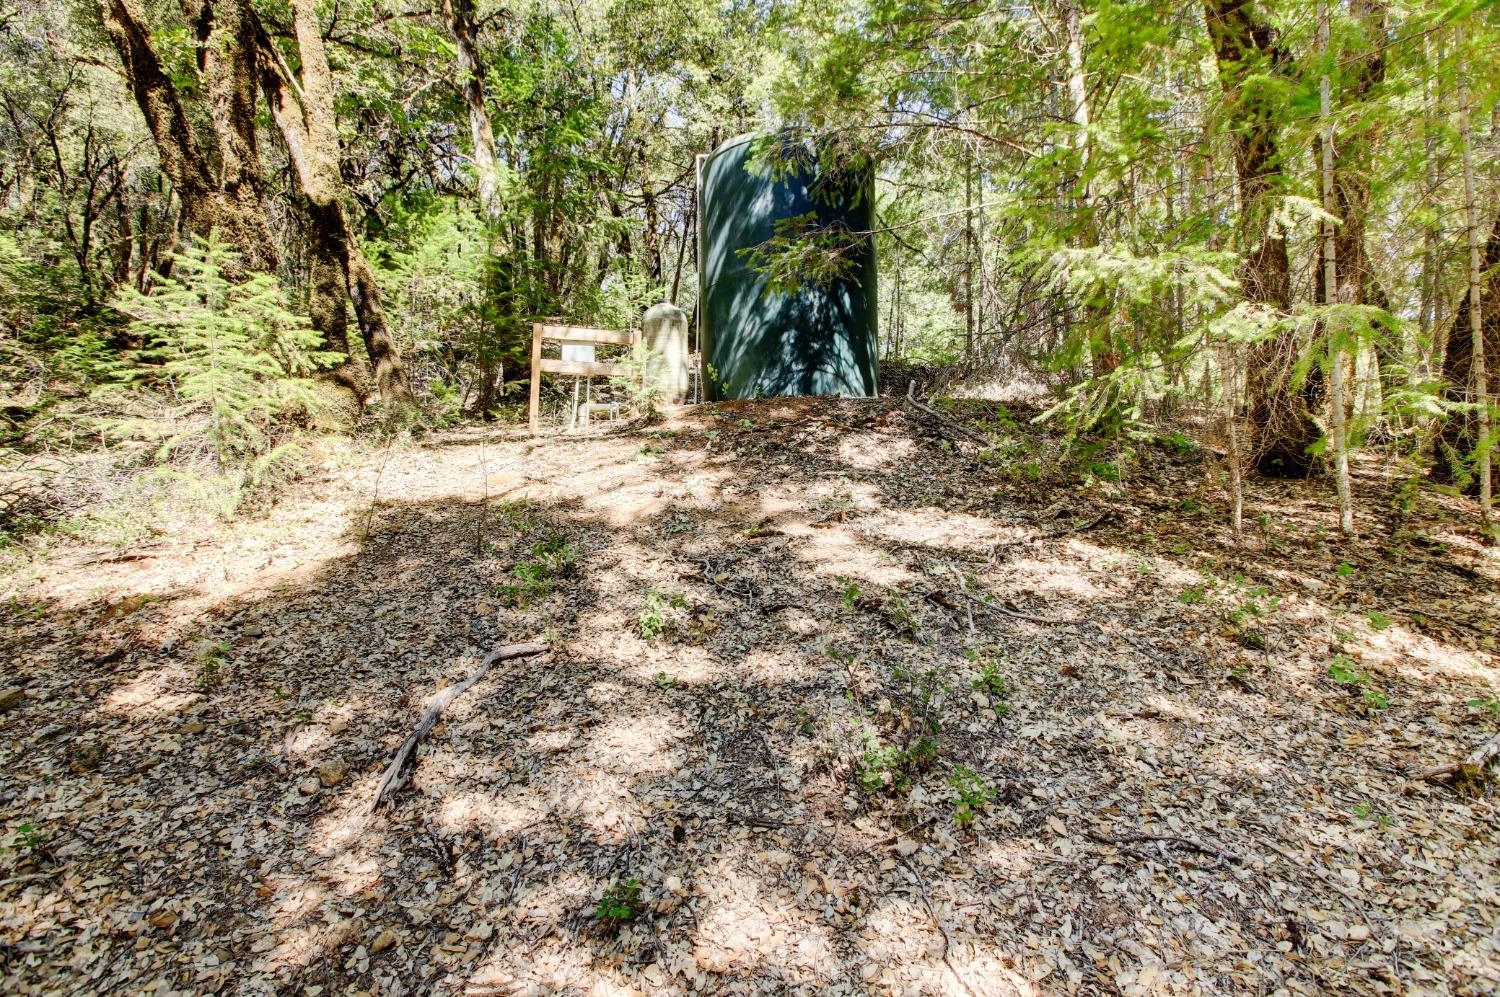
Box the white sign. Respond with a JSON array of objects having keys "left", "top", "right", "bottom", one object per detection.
[{"left": 560, "top": 342, "right": 596, "bottom": 364}]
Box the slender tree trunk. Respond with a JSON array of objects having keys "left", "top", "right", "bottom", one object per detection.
[
  {"left": 440, "top": 0, "right": 508, "bottom": 414},
  {"left": 1320, "top": 0, "right": 1353, "bottom": 533},
  {"left": 1456, "top": 33, "right": 1493, "bottom": 536},
  {"left": 1203, "top": 0, "right": 1319, "bottom": 478},
  {"left": 440, "top": 0, "right": 499, "bottom": 219},
  {"left": 1432, "top": 214, "right": 1500, "bottom": 496}
]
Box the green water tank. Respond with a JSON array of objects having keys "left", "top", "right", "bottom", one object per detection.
[{"left": 698, "top": 133, "right": 878, "bottom": 401}]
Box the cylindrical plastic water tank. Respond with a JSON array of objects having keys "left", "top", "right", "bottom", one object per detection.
[{"left": 698, "top": 133, "right": 878, "bottom": 401}]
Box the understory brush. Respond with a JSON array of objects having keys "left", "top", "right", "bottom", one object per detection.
[{"left": 2, "top": 236, "right": 346, "bottom": 546}]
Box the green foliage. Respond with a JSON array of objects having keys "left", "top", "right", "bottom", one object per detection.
[
  {"left": 740, "top": 213, "right": 865, "bottom": 292},
  {"left": 966, "top": 648, "right": 1012, "bottom": 714},
  {"left": 948, "top": 766, "right": 997, "bottom": 828},
  {"left": 110, "top": 235, "right": 341, "bottom": 467},
  {"left": 1178, "top": 584, "right": 1206, "bottom": 605},
  {"left": 638, "top": 588, "right": 686, "bottom": 640},
  {"left": 6, "top": 821, "right": 46, "bottom": 855},
  {"left": 856, "top": 734, "right": 939, "bottom": 794},
  {"left": 1087, "top": 460, "right": 1121, "bottom": 483},
  {"left": 192, "top": 639, "right": 231, "bottom": 691},
  {"left": 594, "top": 877, "right": 642, "bottom": 927},
  {"left": 1328, "top": 656, "right": 1389, "bottom": 711},
  {"left": 498, "top": 534, "right": 578, "bottom": 607}
]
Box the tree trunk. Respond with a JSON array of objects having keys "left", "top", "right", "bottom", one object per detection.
[
  {"left": 184, "top": 0, "right": 278, "bottom": 272},
  {"left": 99, "top": 0, "right": 273, "bottom": 273},
  {"left": 1431, "top": 179, "right": 1499, "bottom": 505},
  {"left": 256, "top": 0, "right": 413, "bottom": 407},
  {"left": 1203, "top": 0, "right": 1319, "bottom": 478},
  {"left": 440, "top": 0, "right": 506, "bottom": 416},
  {"left": 440, "top": 0, "right": 500, "bottom": 221},
  {"left": 1320, "top": 0, "right": 1353, "bottom": 533},
  {"left": 1310, "top": 0, "right": 1391, "bottom": 408}
]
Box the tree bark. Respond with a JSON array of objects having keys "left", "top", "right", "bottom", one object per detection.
[
  {"left": 1431, "top": 212, "right": 1500, "bottom": 500},
  {"left": 1310, "top": 0, "right": 1392, "bottom": 409},
  {"left": 98, "top": 0, "right": 274, "bottom": 273},
  {"left": 183, "top": 0, "right": 278, "bottom": 272},
  {"left": 440, "top": 0, "right": 500, "bottom": 221},
  {"left": 256, "top": 0, "right": 413, "bottom": 407},
  {"left": 439, "top": 0, "right": 507, "bottom": 415},
  {"left": 1203, "top": 0, "right": 1319, "bottom": 477}
]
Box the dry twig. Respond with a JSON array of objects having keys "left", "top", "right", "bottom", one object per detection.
[
  {"left": 903, "top": 382, "right": 991, "bottom": 448},
  {"left": 370, "top": 641, "right": 548, "bottom": 812},
  {"left": 1412, "top": 733, "right": 1500, "bottom": 783}
]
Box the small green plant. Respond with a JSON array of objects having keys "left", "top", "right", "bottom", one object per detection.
[
  {"left": 949, "top": 766, "right": 997, "bottom": 828},
  {"left": 7, "top": 822, "right": 45, "bottom": 854},
  {"left": 110, "top": 234, "right": 342, "bottom": 467},
  {"left": 1328, "top": 656, "right": 1389, "bottom": 710},
  {"left": 192, "top": 639, "right": 231, "bottom": 690},
  {"left": 637, "top": 443, "right": 663, "bottom": 461},
  {"left": 813, "top": 490, "right": 855, "bottom": 518},
  {"left": 877, "top": 591, "right": 918, "bottom": 636},
  {"left": 1178, "top": 584, "right": 1206, "bottom": 605},
  {"left": 1087, "top": 461, "right": 1120, "bottom": 483},
  {"left": 736, "top": 418, "right": 754, "bottom": 429},
  {"left": 595, "top": 877, "right": 642, "bottom": 927},
  {"left": 1467, "top": 696, "right": 1500, "bottom": 715},
  {"left": 837, "top": 576, "right": 862, "bottom": 609},
  {"left": 653, "top": 671, "right": 677, "bottom": 689},
  {"left": 1178, "top": 497, "right": 1202, "bottom": 513},
  {"left": 1161, "top": 431, "right": 1198, "bottom": 454},
  {"left": 1336, "top": 562, "right": 1356, "bottom": 578},
  {"left": 638, "top": 589, "right": 686, "bottom": 640},
  {"left": 1367, "top": 610, "right": 1391, "bottom": 631},
  {"left": 498, "top": 534, "right": 578, "bottom": 606},
  {"left": 966, "top": 648, "right": 1012, "bottom": 715},
  {"left": 856, "top": 736, "right": 939, "bottom": 794}
]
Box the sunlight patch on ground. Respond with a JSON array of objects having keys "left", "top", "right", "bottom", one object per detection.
[
  {"left": 689, "top": 858, "right": 838, "bottom": 984},
  {"left": 98, "top": 666, "right": 199, "bottom": 718},
  {"left": 434, "top": 787, "right": 549, "bottom": 839},
  {"left": 989, "top": 555, "right": 1110, "bottom": 602},
  {"left": 837, "top": 430, "right": 915, "bottom": 470},
  {"left": 860, "top": 507, "right": 1006, "bottom": 556}
]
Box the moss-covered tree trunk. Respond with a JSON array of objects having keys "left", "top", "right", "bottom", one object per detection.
[
  {"left": 256, "top": 0, "right": 413, "bottom": 408},
  {"left": 98, "top": 0, "right": 276, "bottom": 273}
]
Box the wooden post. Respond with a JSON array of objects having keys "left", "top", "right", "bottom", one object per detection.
[{"left": 528, "top": 321, "right": 543, "bottom": 433}]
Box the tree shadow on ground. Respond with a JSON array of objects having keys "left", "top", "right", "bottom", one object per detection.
[{"left": 1, "top": 396, "right": 1497, "bottom": 995}]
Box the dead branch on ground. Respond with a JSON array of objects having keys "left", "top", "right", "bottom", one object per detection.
[
  {"left": 371, "top": 640, "right": 548, "bottom": 812},
  {"left": 1412, "top": 733, "right": 1500, "bottom": 784},
  {"left": 904, "top": 382, "right": 992, "bottom": 448}
]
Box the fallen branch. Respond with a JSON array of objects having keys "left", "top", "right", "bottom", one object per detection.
[
  {"left": 1412, "top": 733, "right": 1500, "bottom": 783},
  {"left": 370, "top": 641, "right": 548, "bottom": 812},
  {"left": 904, "top": 382, "right": 992, "bottom": 448},
  {"left": 1087, "top": 829, "right": 1242, "bottom": 866}
]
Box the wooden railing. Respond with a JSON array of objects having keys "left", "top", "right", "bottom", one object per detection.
[{"left": 528, "top": 322, "right": 640, "bottom": 432}]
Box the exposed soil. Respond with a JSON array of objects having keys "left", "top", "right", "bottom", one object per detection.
[{"left": 2, "top": 397, "right": 1497, "bottom": 995}]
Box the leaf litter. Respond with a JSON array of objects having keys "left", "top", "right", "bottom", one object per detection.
[{"left": 0, "top": 396, "right": 1497, "bottom": 995}]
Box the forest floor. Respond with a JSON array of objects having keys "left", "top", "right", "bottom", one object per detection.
[{"left": 2, "top": 396, "right": 1498, "bottom": 996}]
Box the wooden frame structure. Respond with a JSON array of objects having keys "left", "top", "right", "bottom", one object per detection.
[{"left": 528, "top": 322, "right": 640, "bottom": 433}]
